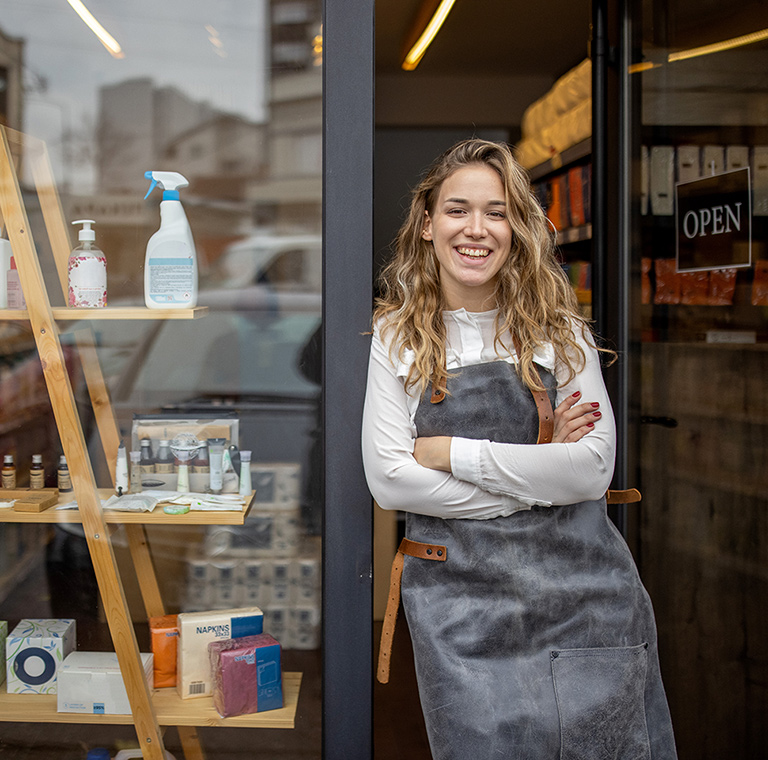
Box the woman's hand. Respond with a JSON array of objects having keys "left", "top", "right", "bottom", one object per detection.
[
  {"left": 553, "top": 391, "right": 601, "bottom": 443},
  {"left": 413, "top": 436, "right": 452, "bottom": 472}
]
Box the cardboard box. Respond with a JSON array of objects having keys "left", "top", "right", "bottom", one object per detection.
[
  {"left": 177, "top": 607, "right": 263, "bottom": 699},
  {"left": 57, "top": 652, "right": 153, "bottom": 714},
  {"left": 6, "top": 618, "right": 76, "bottom": 694},
  {"left": 209, "top": 633, "right": 283, "bottom": 717}
]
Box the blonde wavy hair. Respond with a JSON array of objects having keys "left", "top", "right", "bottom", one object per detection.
[{"left": 374, "top": 138, "right": 603, "bottom": 396}]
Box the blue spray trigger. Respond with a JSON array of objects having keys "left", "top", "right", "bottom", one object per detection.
[{"left": 144, "top": 171, "right": 158, "bottom": 200}]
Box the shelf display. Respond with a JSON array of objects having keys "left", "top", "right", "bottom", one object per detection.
[{"left": 0, "top": 126, "right": 301, "bottom": 759}]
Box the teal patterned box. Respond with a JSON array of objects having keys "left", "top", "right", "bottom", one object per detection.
[
  {"left": 5, "top": 618, "right": 76, "bottom": 694},
  {"left": 0, "top": 621, "right": 7, "bottom": 687}
]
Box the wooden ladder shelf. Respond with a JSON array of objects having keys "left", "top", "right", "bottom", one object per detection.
[{"left": 0, "top": 126, "right": 300, "bottom": 759}]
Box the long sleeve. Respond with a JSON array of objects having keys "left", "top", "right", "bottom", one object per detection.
[
  {"left": 450, "top": 330, "right": 615, "bottom": 506},
  {"left": 362, "top": 327, "right": 530, "bottom": 519}
]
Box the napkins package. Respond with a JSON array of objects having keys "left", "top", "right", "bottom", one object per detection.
[
  {"left": 177, "top": 607, "right": 263, "bottom": 699},
  {"left": 208, "top": 633, "right": 283, "bottom": 718}
]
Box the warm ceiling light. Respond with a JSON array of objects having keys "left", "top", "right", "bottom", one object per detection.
[
  {"left": 66, "top": 0, "right": 124, "bottom": 59},
  {"left": 632, "top": 26, "right": 768, "bottom": 73},
  {"left": 667, "top": 26, "right": 768, "bottom": 62},
  {"left": 402, "top": 0, "right": 458, "bottom": 71}
]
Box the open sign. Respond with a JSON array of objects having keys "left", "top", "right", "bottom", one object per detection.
[{"left": 676, "top": 167, "right": 751, "bottom": 272}]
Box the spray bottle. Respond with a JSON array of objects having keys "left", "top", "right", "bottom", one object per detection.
[
  {"left": 143, "top": 171, "right": 197, "bottom": 309},
  {"left": 69, "top": 220, "right": 107, "bottom": 308}
]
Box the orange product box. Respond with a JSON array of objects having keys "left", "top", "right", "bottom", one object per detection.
[
  {"left": 568, "top": 166, "right": 585, "bottom": 227},
  {"left": 149, "top": 614, "right": 179, "bottom": 688}
]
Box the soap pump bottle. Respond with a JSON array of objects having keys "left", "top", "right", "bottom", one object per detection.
[
  {"left": 143, "top": 171, "right": 198, "bottom": 309},
  {"left": 69, "top": 219, "right": 107, "bottom": 308}
]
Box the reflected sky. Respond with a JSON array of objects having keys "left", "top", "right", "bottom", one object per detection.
[{"left": 3, "top": 0, "right": 268, "bottom": 188}]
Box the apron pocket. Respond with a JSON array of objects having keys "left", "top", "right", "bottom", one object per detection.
[{"left": 551, "top": 643, "right": 651, "bottom": 760}]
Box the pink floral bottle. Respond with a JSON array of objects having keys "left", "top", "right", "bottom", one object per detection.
[{"left": 68, "top": 219, "right": 107, "bottom": 308}]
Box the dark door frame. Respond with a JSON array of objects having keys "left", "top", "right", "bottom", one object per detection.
[{"left": 322, "top": 0, "right": 375, "bottom": 756}]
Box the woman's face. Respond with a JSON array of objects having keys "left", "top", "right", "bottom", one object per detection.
[{"left": 423, "top": 163, "right": 512, "bottom": 312}]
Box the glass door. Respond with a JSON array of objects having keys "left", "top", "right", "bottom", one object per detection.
[{"left": 628, "top": 2, "right": 768, "bottom": 757}]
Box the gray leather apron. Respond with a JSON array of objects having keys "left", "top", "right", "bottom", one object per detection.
[{"left": 402, "top": 360, "right": 677, "bottom": 760}]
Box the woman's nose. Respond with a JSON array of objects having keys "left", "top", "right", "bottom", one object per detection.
[{"left": 465, "top": 213, "right": 486, "bottom": 237}]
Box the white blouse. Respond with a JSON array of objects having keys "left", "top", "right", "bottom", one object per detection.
[{"left": 361, "top": 308, "right": 616, "bottom": 520}]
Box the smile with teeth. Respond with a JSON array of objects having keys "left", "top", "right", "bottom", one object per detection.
[{"left": 456, "top": 246, "right": 490, "bottom": 258}]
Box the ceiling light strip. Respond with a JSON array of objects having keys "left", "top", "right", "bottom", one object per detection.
[
  {"left": 66, "top": 0, "right": 124, "bottom": 59},
  {"left": 402, "top": 0, "right": 458, "bottom": 71},
  {"left": 668, "top": 27, "right": 768, "bottom": 63}
]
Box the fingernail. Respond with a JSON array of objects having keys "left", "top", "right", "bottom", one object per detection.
[
  {"left": 587, "top": 422, "right": 595, "bottom": 428},
  {"left": 572, "top": 391, "right": 581, "bottom": 398},
  {"left": 591, "top": 402, "right": 599, "bottom": 408},
  {"left": 593, "top": 411, "right": 602, "bottom": 417}
]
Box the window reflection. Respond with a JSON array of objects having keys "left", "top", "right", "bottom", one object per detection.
[{"left": 1, "top": 1, "right": 322, "bottom": 756}]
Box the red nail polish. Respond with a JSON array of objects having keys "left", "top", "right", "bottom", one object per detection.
[
  {"left": 587, "top": 422, "right": 595, "bottom": 428},
  {"left": 593, "top": 411, "right": 601, "bottom": 417},
  {"left": 572, "top": 391, "right": 581, "bottom": 398},
  {"left": 591, "top": 402, "right": 599, "bottom": 408}
]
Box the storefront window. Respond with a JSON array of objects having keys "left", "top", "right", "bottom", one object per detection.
[
  {"left": 631, "top": 2, "right": 768, "bottom": 756},
  {"left": 1, "top": 1, "right": 322, "bottom": 757}
]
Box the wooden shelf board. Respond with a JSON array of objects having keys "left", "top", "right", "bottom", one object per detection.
[
  {"left": 0, "top": 307, "right": 208, "bottom": 321},
  {"left": 0, "top": 672, "right": 301, "bottom": 728},
  {"left": 0, "top": 489, "right": 254, "bottom": 525},
  {"left": 527, "top": 138, "right": 592, "bottom": 181}
]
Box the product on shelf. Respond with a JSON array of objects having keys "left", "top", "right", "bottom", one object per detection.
[
  {"left": 149, "top": 615, "right": 179, "bottom": 688},
  {"left": 209, "top": 633, "right": 283, "bottom": 718},
  {"left": 5, "top": 618, "right": 76, "bottom": 694},
  {"left": 0, "top": 620, "right": 7, "bottom": 687},
  {"left": 176, "top": 607, "right": 263, "bottom": 699},
  {"left": 68, "top": 219, "right": 107, "bottom": 308},
  {"left": 143, "top": 171, "right": 198, "bottom": 309},
  {"left": 0, "top": 234, "right": 11, "bottom": 309},
  {"left": 57, "top": 651, "right": 153, "bottom": 715}
]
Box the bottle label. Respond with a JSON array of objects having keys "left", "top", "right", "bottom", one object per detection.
[
  {"left": 69, "top": 256, "right": 107, "bottom": 308},
  {"left": 192, "top": 464, "right": 210, "bottom": 473},
  {"left": 30, "top": 469, "right": 45, "bottom": 489},
  {"left": 2, "top": 469, "right": 16, "bottom": 489},
  {"left": 155, "top": 462, "right": 174, "bottom": 474},
  {"left": 140, "top": 464, "right": 156, "bottom": 474},
  {"left": 148, "top": 241, "right": 194, "bottom": 305},
  {"left": 58, "top": 470, "right": 73, "bottom": 492}
]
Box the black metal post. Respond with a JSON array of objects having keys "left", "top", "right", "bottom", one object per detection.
[{"left": 322, "top": 0, "right": 375, "bottom": 757}]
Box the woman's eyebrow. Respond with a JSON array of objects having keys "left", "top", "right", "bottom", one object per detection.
[{"left": 443, "top": 197, "right": 506, "bottom": 206}]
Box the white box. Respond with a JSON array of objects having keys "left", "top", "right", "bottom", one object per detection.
[
  {"left": 177, "top": 607, "right": 263, "bottom": 699},
  {"left": 6, "top": 618, "right": 76, "bottom": 694},
  {"left": 57, "top": 652, "right": 153, "bottom": 715}
]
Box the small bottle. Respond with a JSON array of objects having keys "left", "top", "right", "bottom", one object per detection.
[
  {"left": 139, "top": 438, "right": 156, "bottom": 474},
  {"left": 2, "top": 454, "right": 16, "bottom": 488},
  {"left": 130, "top": 451, "right": 143, "bottom": 493},
  {"left": 238, "top": 450, "right": 252, "bottom": 497},
  {"left": 192, "top": 442, "right": 210, "bottom": 473},
  {"left": 57, "top": 455, "right": 73, "bottom": 492},
  {"left": 6, "top": 256, "right": 27, "bottom": 310},
  {"left": 68, "top": 220, "right": 107, "bottom": 308},
  {"left": 115, "top": 441, "right": 129, "bottom": 495},
  {"left": 155, "top": 439, "right": 174, "bottom": 474},
  {"left": 29, "top": 454, "right": 44, "bottom": 489}
]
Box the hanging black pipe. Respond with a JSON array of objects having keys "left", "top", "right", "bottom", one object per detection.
[{"left": 592, "top": 0, "right": 608, "bottom": 337}]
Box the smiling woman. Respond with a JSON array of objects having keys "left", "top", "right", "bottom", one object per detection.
[{"left": 362, "top": 138, "right": 678, "bottom": 760}]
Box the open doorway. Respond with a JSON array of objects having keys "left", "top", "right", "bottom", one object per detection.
[{"left": 373, "top": 1, "right": 593, "bottom": 756}]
